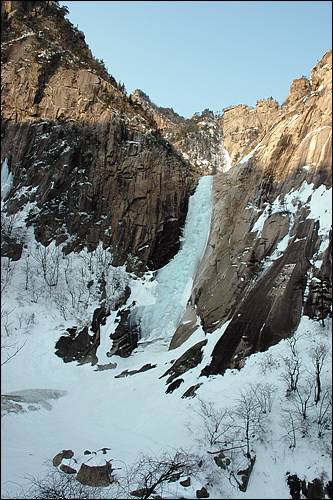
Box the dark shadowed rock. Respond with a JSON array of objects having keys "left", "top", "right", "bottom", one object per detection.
[
  {"left": 109, "top": 305, "right": 139, "bottom": 358},
  {"left": 55, "top": 326, "right": 98, "bottom": 364},
  {"left": 52, "top": 449, "right": 74, "bottom": 467},
  {"left": 160, "top": 340, "right": 207, "bottom": 384},
  {"left": 181, "top": 383, "right": 202, "bottom": 399},
  {"left": 130, "top": 488, "right": 149, "bottom": 497},
  {"left": 236, "top": 455, "right": 256, "bottom": 492},
  {"left": 114, "top": 363, "right": 157, "bottom": 378},
  {"left": 166, "top": 378, "right": 184, "bottom": 394},
  {"left": 52, "top": 452, "right": 64, "bottom": 467},
  {"left": 1, "top": 236, "right": 22, "bottom": 261},
  {"left": 201, "top": 218, "right": 320, "bottom": 376},
  {"left": 60, "top": 464, "right": 77, "bottom": 474},
  {"left": 180, "top": 477, "right": 191, "bottom": 487},
  {"left": 196, "top": 486, "right": 209, "bottom": 498},
  {"left": 94, "top": 362, "right": 118, "bottom": 372},
  {"left": 287, "top": 474, "right": 303, "bottom": 500}
]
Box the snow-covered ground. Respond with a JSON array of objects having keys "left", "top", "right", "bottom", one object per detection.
[{"left": 1, "top": 175, "right": 332, "bottom": 499}]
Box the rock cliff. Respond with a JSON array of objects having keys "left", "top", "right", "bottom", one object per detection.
[
  {"left": 219, "top": 97, "right": 280, "bottom": 165},
  {"left": 1, "top": 1, "right": 331, "bottom": 370},
  {"left": 131, "top": 90, "right": 231, "bottom": 174},
  {"left": 1, "top": 0, "right": 197, "bottom": 270},
  {"left": 172, "top": 51, "right": 332, "bottom": 374}
]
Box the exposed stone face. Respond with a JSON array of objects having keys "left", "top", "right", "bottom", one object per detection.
[
  {"left": 196, "top": 486, "right": 209, "bottom": 498},
  {"left": 1, "top": 4, "right": 197, "bottom": 271},
  {"left": 286, "top": 474, "right": 331, "bottom": 500},
  {"left": 172, "top": 51, "right": 332, "bottom": 373},
  {"left": 285, "top": 77, "right": 311, "bottom": 105},
  {"left": 55, "top": 326, "right": 99, "bottom": 365},
  {"left": 161, "top": 340, "right": 207, "bottom": 383},
  {"left": 219, "top": 98, "right": 280, "bottom": 165},
  {"left": 76, "top": 462, "right": 114, "bottom": 487},
  {"left": 131, "top": 90, "right": 229, "bottom": 174}
]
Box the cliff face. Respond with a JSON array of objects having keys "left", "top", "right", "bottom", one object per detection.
[
  {"left": 171, "top": 51, "right": 332, "bottom": 374},
  {"left": 131, "top": 90, "right": 231, "bottom": 174},
  {"left": 1, "top": 1, "right": 331, "bottom": 370},
  {"left": 219, "top": 97, "right": 280, "bottom": 165},
  {"left": 1, "top": 1, "right": 197, "bottom": 270}
]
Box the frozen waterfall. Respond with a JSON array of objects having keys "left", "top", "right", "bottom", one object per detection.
[
  {"left": 1, "top": 157, "right": 13, "bottom": 201},
  {"left": 134, "top": 175, "right": 213, "bottom": 347}
]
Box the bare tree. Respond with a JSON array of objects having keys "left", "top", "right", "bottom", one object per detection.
[
  {"left": 129, "top": 450, "right": 200, "bottom": 499},
  {"left": 290, "top": 377, "right": 315, "bottom": 433},
  {"left": 315, "top": 385, "right": 332, "bottom": 439},
  {"left": 281, "top": 407, "right": 299, "bottom": 449},
  {"left": 281, "top": 337, "right": 302, "bottom": 395},
  {"left": 309, "top": 343, "right": 329, "bottom": 404},
  {"left": 257, "top": 352, "right": 280, "bottom": 375},
  {"left": 1, "top": 338, "right": 27, "bottom": 366},
  {"left": 30, "top": 245, "right": 61, "bottom": 290},
  {"left": 195, "top": 399, "right": 234, "bottom": 451},
  {"left": 1, "top": 305, "right": 15, "bottom": 336},
  {"left": 249, "top": 383, "right": 276, "bottom": 414},
  {"left": 234, "top": 390, "right": 264, "bottom": 458},
  {"left": 1, "top": 258, "right": 16, "bottom": 294},
  {"left": 21, "top": 467, "right": 112, "bottom": 499}
]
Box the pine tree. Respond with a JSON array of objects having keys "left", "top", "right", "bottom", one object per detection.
[{"left": 308, "top": 276, "right": 332, "bottom": 327}]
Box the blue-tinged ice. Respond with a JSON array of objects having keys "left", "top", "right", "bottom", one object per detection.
[
  {"left": 134, "top": 175, "right": 213, "bottom": 346},
  {"left": 1, "top": 157, "right": 13, "bottom": 200}
]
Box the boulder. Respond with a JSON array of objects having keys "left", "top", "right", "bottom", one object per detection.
[
  {"left": 76, "top": 462, "right": 114, "bottom": 487},
  {"left": 181, "top": 383, "right": 202, "bottom": 399},
  {"left": 166, "top": 378, "right": 184, "bottom": 394},
  {"left": 196, "top": 486, "right": 209, "bottom": 498},
  {"left": 130, "top": 488, "right": 149, "bottom": 497},
  {"left": 60, "top": 464, "right": 77, "bottom": 474},
  {"left": 160, "top": 340, "right": 207, "bottom": 384},
  {"left": 52, "top": 449, "right": 74, "bottom": 467}
]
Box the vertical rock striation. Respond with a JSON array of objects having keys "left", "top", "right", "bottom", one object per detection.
[{"left": 1, "top": 1, "right": 197, "bottom": 270}]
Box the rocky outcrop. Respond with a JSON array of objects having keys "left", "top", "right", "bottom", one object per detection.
[
  {"left": 52, "top": 449, "right": 74, "bottom": 467},
  {"left": 114, "top": 363, "right": 156, "bottom": 378},
  {"left": 55, "top": 326, "right": 99, "bottom": 364},
  {"left": 196, "top": 486, "right": 210, "bottom": 498},
  {"left": 219, "top": 98, "right": 280, "bottom": 165},
  {"left": 131, "top": 90, "right": 230, "bottom": 174},
  {"left": 285, "top": 77, "right": 311, "bottom": 106},
  {"left": 52, "top": 447, "right": 115, "bottom": 487},
  {"left": 76, "top": 462, "right": 114, "bottom": 487},
  {"left": 160, "top": 340, "right": 207, "bottom": 383},
  {"left": 108, "top": 303, "right": 140, "bottom": 358},
  {"left": 1, "top": 2, "right": 197, "bottom": 271},
  {"left": 172, "top": 51, "right": 332, "bottom": 373},
  {"left": 286, "top": 474, "right": 332, "bottom": 500}
]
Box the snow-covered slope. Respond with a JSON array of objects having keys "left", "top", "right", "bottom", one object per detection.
[
  {"left": 1, "top": 174, "right": 332, "bottom": 499},
  {"left": 1, "top": 3, "right": 331, "bottom": 499}
]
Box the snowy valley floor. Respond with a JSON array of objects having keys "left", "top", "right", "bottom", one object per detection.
[
  {"left": 1, "top": 175, "right": 332, "bottom": 499},
  {"left": 1, "top": 277, "right": 331, "bottom": 499}
]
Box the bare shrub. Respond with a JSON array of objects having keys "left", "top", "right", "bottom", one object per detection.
[
  {"left": 315, "top": 385, "right": 332, "bottom": 439},
  {"left": 257, "top": 352, "right": 281, "bottom": 374},
  {"left": 195, "top": 399, "right": 234, "bottom": 450},
  {"left": 129, "top": 449, "right": 201, "bottom": 499}
]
